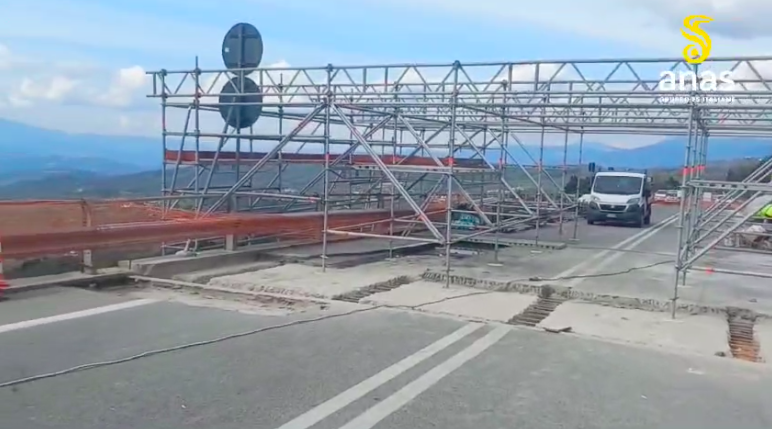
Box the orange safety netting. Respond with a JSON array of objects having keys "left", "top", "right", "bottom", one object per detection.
[
  {"left": 0, "top": 200, "right": 197, "bottom": 235},
  {"left": 0, "top": 198, "right": 446, "bottom": 259}
]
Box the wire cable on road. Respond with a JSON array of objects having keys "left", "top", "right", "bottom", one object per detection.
[
  {"left": 0, "top": 287, "right": 501, "bottom": 390},
  {"left": 0, "top": 258, "right": 675, "bottom": 389},
  {"left": 535, "top": 259, "right": 674, "bottom": 281},
  {"left": 567, "top": 244, "right": 675, "bottom": 257},
  {"left": 0, "top": 305, "right": 381, "bottom": 389},
  {"left": 392, "top": 259, "right": 677, "bottom": 310}
]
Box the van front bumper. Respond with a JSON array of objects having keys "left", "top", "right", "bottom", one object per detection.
[{"left": 586, "top": 203, "right": 643, "bottom": 223}]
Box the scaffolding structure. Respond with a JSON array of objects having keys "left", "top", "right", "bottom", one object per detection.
[{"left": 148, "top": 49, "right": 772, "bottom": 307}]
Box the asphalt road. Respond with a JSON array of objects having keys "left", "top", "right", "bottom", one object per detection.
[
  {"left": 513, "top": 204, "right": 680, "bottom": 245},
  {"left": 1, "top": 287, "right": 772, "bottom": 429},
  {"left": 2, "top": 205, "right": 771, "bottom": 429}
]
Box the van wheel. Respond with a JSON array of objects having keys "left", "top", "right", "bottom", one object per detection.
[
  {"left": 587, "top": 219, "right": 595, "bottom": 225},
  {"left": 644, "top": 212, "right": 651, "bottom": 225}
]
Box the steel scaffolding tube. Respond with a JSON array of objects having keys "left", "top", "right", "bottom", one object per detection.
[{"left": 148, "top": 55, "right": 772, "bottom": 299}]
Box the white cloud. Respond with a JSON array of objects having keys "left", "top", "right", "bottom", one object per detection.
[
  {"left": 2, "top": 0, "right": 772, "bottom": 150},
  {"left": 0, "top": 44, "right": 11, "bottom": 71},
  {"left": 0, "top": 44, "right": 148, "bottom": 111},
  {"left": 381, "top": 0, "right": 772, "bottom": 57},
  {"left": 17, "top": 76, "right": 78, "bottom": 102},
  {"left": 93, "top": 66, "right": 148, "bottom": 107},
  {"left": 624, "top": 0, "right": 772, "bottom": 39},
  {"left": 119, "top": 115, "right": 131, "bottom": 129}
]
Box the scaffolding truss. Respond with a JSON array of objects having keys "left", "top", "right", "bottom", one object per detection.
[{"left": 148, "top": 55, "right": 772, "bottom": 304}]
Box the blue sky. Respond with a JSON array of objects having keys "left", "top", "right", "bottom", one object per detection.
[{"left": 0, "top": 0, "right": 770, "bottom": 146}]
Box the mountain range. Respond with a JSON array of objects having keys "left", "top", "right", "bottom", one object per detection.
[{"left": 1, "top": 118, "right": 770, "bottom": 188}]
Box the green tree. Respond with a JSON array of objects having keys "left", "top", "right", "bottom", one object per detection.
[
  {"left": 564, "top": 175, "right": 592, "bottom": 195},
  {"left": 664, "top": 175, "right": 680, "bottom": 189},
  {"left": 564, "top": 175, "right": 579, "bottom": 194},
  {"left": 726, "top": 156, "right": 771, "bottom": 182}
]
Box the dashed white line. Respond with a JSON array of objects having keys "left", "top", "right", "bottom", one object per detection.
[
  {"left": 273, "top": 322, "right": 484, "bottom": 429},
  {"left": 0, "top": 299, "right": 157, "bottom": 334},
  {"left": 554, "top": 214, "right": 678, "bottom": 280},
  {"left": 336, "top": 325, "right": 510, "bottom": 429},
  {"left": 564, "top": 215, "right": 678, "bottom": 288}
]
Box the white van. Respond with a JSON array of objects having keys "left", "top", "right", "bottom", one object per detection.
[{"left": 585, "top": 171, "right": 652, "bottom": 227}]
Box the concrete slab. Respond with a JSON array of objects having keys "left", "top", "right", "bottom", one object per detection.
[
  {"left": 756, "top": 319, "right": 772, "bottom": 363},
  {"left": 171, "top": 261, "right": 280, "bottom": 284},
  {"left": 416, "top": 205, "right": 772, "bottom": 318},
  {"left": 422, "top": 290, "right": 537, "bottom": 322},
  {"left": 542, "top": 246, "right": 772, "bottom": 315},
  {"left": 539, "top": 302, "right": 730, "bottom": 357},
  {"left": 361, "top": 281, "right": 472, "bottom": 307},
  {"left": 363, "top": 281, "right": 537, "bottom": 322},
  {"left": 206, "top": 262, "right": 424, "bottom": 299},
  {"left": 421, "top": 246, "right": 593, "bottom": 285}
]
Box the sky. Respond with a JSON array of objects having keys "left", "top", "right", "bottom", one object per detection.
[{"left": 0, "top": 0, "right": 771, "bottom": 149}]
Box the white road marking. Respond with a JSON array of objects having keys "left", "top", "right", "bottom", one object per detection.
[
  {"left": 336, "top": 326, "right": 510, "bottom": 429},
  {"left": 0, "top": 299, "right": 157, "bottom": 334},
  {"left": 564, "top": 215, "right": 678, "bottom": 288},
  {"left": 554, "top": 214, "right": 678, "bottom": 280},
  {"left": 273, "top": 322, "right": 484, "bottom": 429}
]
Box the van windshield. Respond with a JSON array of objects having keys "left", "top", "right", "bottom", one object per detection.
[{"left": 592, "top": 175, "right": 643, "bottom": 195}]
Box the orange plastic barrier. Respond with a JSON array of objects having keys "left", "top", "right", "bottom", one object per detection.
[
  {"left": 0, "top": 200, "right": 196, "bottom": 235},
  {"left": 0, "top": 203, "right": 446, "bottom": 259}
]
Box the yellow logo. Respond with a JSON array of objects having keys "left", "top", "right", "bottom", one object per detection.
[{"left": 681, "top": 15, "right": 713, "bottom": 64}]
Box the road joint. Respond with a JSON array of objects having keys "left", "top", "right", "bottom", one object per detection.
[{"left": 420, "top": 270, "right": 770, "bottom": 319}]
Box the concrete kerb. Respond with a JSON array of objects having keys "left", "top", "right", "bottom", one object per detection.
[
  {"left": 131, "top": 273, "right": 421, "bottom": 304},
  {"left": 420, "top": 271, "right": 769, "bottom": 318},
  {"left": 455, "top": 237, "right": 567, "bottom": 251},
  {"left": 129, "top": 275, "right": 342, "bottom": 307}
]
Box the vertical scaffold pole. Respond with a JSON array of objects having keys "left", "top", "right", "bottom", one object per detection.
[
  {"left": 321, "top": 64, "right": 333, "bottom": 271},
  {"left": 671, "top": 103, "right": 696, "bottom": 319},
  {"left": 444, "top": 62, "right": 461, "bottom": 288},
  {"left": 572, "top": 131, "right": 585, "bottom": 242}
]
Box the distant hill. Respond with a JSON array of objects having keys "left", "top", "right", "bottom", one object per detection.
[
  {"left": 1, "top": 117, "right": 771, "bottom": 196},
  {"left": 0, "top": 154, "right": 148, "bottom": 186},
  {"left": 0, "top": 119, "right": 157, "bottom": 166},
  {"left": 501, "top": 139, "right": 772, "bottom": 169},
  {"left": 0, "top": 119, "right": 158, "bottom": 184},
  {"left": 0, "top": 158, "right": 760, "bottom": 201},
  {"left": 0, "top": 170, "right": 161, "bottom": 200},
  {"left": 2, "top": 118, "right": 772, "bottom": 172},
  {"left": 0, "top": 164, "right": 326, "bottom": 200}
]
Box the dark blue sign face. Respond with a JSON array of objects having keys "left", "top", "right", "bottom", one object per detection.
[
  {"left": 222, "top": 23, "right": 264, "bottom": 70},
  {"left": 218, "top": 76, "right": 263, "bottom": 129}
]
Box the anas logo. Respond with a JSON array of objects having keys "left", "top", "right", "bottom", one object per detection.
[
  {"left": 682, "top": 15, "right": 713, "bottom": 64},
  {"left": 658, "top": 15, "right": 734, "bottom": 102}
]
